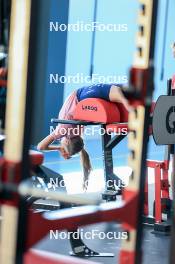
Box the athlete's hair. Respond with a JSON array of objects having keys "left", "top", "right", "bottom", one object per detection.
[{"left": 66, "top": 136, "right": 92, "bottom": 190}]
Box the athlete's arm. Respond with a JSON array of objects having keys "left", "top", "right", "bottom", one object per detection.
[{"left": 37, "top": 128, "right": 64, "bottom": 151}]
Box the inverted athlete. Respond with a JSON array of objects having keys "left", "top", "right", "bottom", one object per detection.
[{"left": 37, "top": 84, "right": 131, "bottom": 189}]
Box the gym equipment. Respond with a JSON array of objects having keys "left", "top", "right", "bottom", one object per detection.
[
  {"left": 52, "top": 98, "right": 129, "bottom": 199},
  {"left": 0, "top": 0, "right": 159, "bottom": 264},
  {"left": 73, "top": 98, "right": 128, "bottom": 123},
  {"left": 143, "top": 149, "right": 171, "bottom": 234},
  {"left": 52, "top": 92, "right": 156, "bottom": 203},
  {"left": 144, "top": 79, "right": 175, "bottom": 235},
  {"left": 51, "top": 100, "right": 129, "bottom": 257},
  {"left": 28, "top": 150, "right": 64, "bottom": 211},
  {"left": 153, "top": 95, "right": 175, "bottom": 145},
  {"left": 132, "top": 76, "right": 175, "bottom": 234}
]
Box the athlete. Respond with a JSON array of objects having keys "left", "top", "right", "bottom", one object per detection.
[{"left": 37, "top": 84, "right": 131, "bottom": 189}]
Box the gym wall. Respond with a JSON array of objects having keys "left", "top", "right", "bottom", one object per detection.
[{"left": 31, "top": 0, "right": 69, "bottom": 144}]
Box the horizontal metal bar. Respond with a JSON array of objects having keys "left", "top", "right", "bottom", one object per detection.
[
  {"left": 51, "top": 118, "right": 128, "bottom": 126},
  {"left": 51, "top": 118, "right": 104, "bottom": 126},
  {"left": 44, "top": 200, "right": 125, "bottom": 220},
  {"left": 18, "top": 181, "right": 101, "bottom": 205}
]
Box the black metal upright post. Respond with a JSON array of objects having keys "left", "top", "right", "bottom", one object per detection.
[{"left": 101, "top": 124, "right": 115, "bottom": 191}]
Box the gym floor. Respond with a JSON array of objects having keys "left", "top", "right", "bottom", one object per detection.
[
  {"left": 34, "top": 134, "right": 169, "bottom": 264},
  {"left": 35, "top": 224, "right": 170, "bottom": 264}
]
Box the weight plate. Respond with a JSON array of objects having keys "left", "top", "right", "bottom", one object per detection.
[{"left": 153, "top": 95, "right": 175, "bottom": 145}]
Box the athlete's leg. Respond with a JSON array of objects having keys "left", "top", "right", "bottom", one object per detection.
[{"left": 109, "top": 85, "right": 133, "bottom": 112}]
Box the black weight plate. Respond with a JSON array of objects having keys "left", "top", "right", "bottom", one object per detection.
[{"left": 153, "top": 95, "right": 175, "bottom": 145}]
